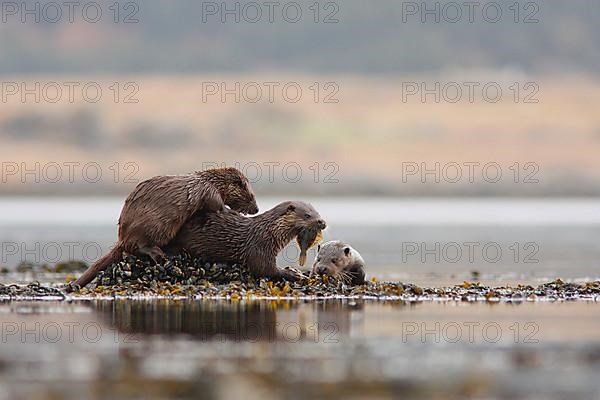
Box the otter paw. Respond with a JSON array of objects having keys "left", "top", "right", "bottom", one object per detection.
[
  {"left": 278, "top": 266, "right": 305, "bottom": 282},
  {"left": 149, "top": 248, "right": 166, "bottom": 265}
]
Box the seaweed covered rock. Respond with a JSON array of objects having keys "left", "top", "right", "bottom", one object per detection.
[
  {"left": 0, "top": 282, "right": 65, "bottom": 300},
  {"left": 91, "top": 253, "right": 256, "bottom": 288},
  {"left": 53, "top": 261, "right": 88, "bottom": 273},
  {"left": 76, "top": 275, "right": 600, "bottom": 300},
  {"left": 83, "top": 271, "right": 372, "bottom": 298},
  {"left": 13, "top": 261, "right": 88, "bottom": 274},
  {"left": 16, "top": 262, "right": 50, "bottom": 273}
]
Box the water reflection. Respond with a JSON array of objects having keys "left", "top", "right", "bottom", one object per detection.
[
  {"left": 0, "top": 299, "right": 598, "bottom": 400},
  {"left": 91, "top": 300, "right": 368, "bottom": 342}
]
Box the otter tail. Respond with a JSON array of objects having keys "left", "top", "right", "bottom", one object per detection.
[{"left": 68, "top": 244, "right": 123, "bottom": 292}]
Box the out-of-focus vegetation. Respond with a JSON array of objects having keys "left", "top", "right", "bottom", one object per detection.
[
  {"left": 1, "top": 76, "right": 599, "bottom": 196},
  {"left": 1, "top": 0, "right": 599, "bottom": 196},
  {"left": 0, "top": 0, "right": 598, "bottom": 75}
]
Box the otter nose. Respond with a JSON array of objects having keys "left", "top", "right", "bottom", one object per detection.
[
  {"left": 317, "top": 219, "right": 327, "bottom": 229},
  {"left": 317, "top": 266, "right": 328, "bottom": 275}
]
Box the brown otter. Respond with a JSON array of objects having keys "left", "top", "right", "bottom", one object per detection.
[
  {"left": 311, "top": 241, "right": 366, "bottom": 285},
  {"left": 69, "top": 167, "right": 258, "bottom": 290},
  {"left": 167, "top": 201, "right": 327, "bottom": 281}
]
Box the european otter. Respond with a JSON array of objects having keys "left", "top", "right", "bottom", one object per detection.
[
  {"left": 311, "top": 241, "right": 366, "bottom": 285},
  {"left": 167, "top": 201, "right": 327, "bottom": 281},
  {"left": 70, "top": 167, "right": 258, "bottom": 290}
]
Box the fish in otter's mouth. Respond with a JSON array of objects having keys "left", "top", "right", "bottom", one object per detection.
[{"left": 296, "top": 226, "right": 324, "bottom": 267}]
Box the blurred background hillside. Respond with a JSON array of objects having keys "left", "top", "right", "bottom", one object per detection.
[{"left": 1, "top": 0, "right": 599, "bottom": 196}]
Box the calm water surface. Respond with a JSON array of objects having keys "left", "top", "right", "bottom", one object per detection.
[{"left": 0, "top": 299, "right": 598, "bottom": 399}]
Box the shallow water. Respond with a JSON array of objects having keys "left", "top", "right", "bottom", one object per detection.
[{"left": 0, "top": 299, "right": 599, "bottom": 399}]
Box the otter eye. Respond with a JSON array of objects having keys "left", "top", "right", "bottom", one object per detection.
[
  {"left": 331, "top": 258, "right": 338, "bottom": 264},
  {"left": 304, "top": 213, "right": 311, "bottom": 219},
  {"left": 316, "top": 258, "right": 321, "bottom": 262}
]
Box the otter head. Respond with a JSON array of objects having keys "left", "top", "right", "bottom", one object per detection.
[
  {"left": 312, "top": 241, "right": 366, "bottom": 285},
  {"left": 206, "top": 167, "right": 259, "bottom": 215},
  {"left": 278, "top": 201, "right": 326, "bottom": 233}
]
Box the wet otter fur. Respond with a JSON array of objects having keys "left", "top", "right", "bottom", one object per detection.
[
  {"left": 312, "top": 241, "right": 366, "bottom": 285},
  {"left": 167, "top": 201, "right": 327, "bottom": 281},
  {"left": 69, "top": 167, "right": 258, "bottom": 291}
]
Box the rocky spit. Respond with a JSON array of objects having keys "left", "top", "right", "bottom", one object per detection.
[{"left": 1, "top": 254, "right": 599, "bottom": 301}]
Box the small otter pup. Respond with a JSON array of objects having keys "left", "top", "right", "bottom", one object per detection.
[
  {"left": 70, "top": 167, "right": 258, "bottom": 290},
  {"left": 311, "top": 241, "right": 366, "bottom": 285},
  {"left": 167, "top": 201, "right": 327, "bottom": 281}
]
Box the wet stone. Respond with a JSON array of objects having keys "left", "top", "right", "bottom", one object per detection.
[
  {"left": 0, "top": 282, "right": 65, "bottom": 300},
  {"left": 74, "top": 259, "right": 600, "bottom": 302},
  {"left": 11, "top": 260, "right": 88, "bottom": 274},
  {"left": 90, "top": 253, "right": 254, "bottom": 289},
  {"left": 3, "top": 255, "right": 600, "bottom": 301},
  {"left": 53, "top": 261, "right": 88, "bottom": 273}
]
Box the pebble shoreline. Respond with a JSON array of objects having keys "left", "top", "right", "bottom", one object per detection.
[{"left": 1, "top": 255, "right": 599, "bottom": 301}]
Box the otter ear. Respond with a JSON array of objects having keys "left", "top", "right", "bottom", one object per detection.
[
  {"left": 287, "top": 204, "right": 296, "bottom": 212},
  {"left": 344, "top": 247, "right": 351, "bottom": 256}
]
